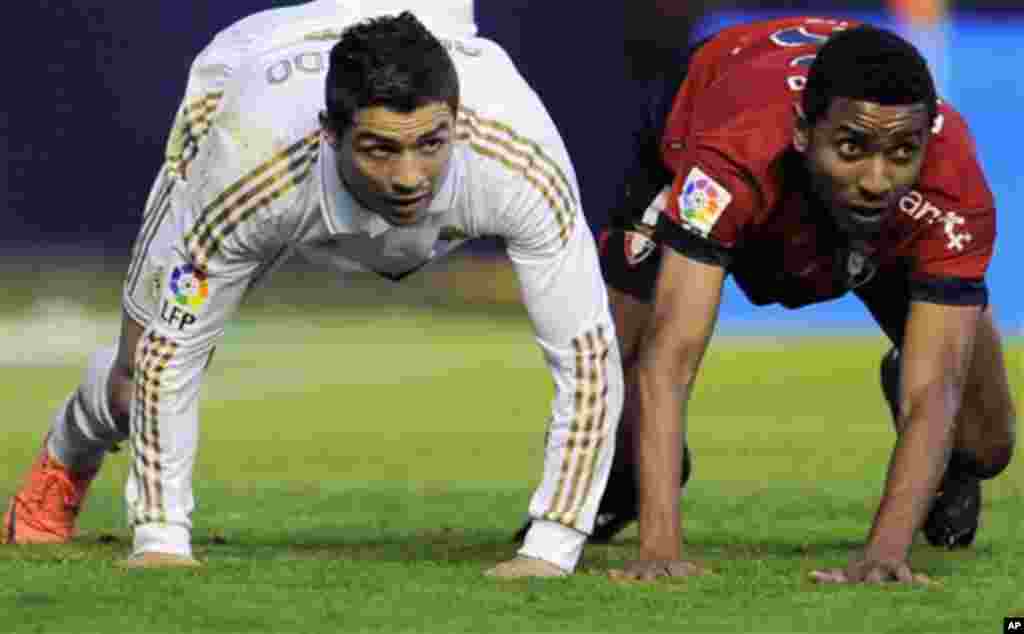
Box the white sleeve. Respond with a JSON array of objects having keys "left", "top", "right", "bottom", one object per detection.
[
  {"left": 496, "top": 167, "right": 625, "bottom": 572},
  {"left": 127, "top": 111, "right": 317, "bottom": 556}
]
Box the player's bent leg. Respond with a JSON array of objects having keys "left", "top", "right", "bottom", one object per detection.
[
  {"left": 108, "top": 310, "right": 146, "bottom": 435},
  {"left": 883, "top": 308, "right": 1015, "bottom": 472},
  {"left": 925, "top": 309, "right": 1018, "bottom": 548},
  {"left": 609, "top": 285, "right": 655, "bottom": 369},
  {"left": 601, "top": 284, "right": 659, "bottom": 514},
  {"left": 3, "top": 312, "right": 144, "bottom": 545},
  {"left": 880, "top": 308, "right": 1017, "bottom": 549},
  {"left": 951, "top": 308, "right": 1016, "bottom": 477},
  {"left": 881, "top": 347, "right": 984, "bottom": 548},
  {"left": 513, "top": 229, "right": 676, "bottom": 544},
  {"left": 589, "top": 231, "right": 694, "bottom": 543}
]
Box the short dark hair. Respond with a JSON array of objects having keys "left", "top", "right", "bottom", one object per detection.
[
  {"left": 803, "top": 25, "right": 938, "bottom": 126},
  {"left": 324, "top": 12, "right": 460, "bottom": 133}
]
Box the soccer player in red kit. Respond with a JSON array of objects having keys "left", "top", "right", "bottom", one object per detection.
[{"left": 596, "top": 18, "right": 1016, "bottom": 583}]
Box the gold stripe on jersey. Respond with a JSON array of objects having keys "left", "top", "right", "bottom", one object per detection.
[
  {"left": 459, "top": 135, "right": 574, "bottom": 246},
  {"left": 565, "top": 328, "right": 611, "bottom": 526},
  {"left": 458, "top": 106, "right": 578, "bottom": 209},
  {"left": 166, "top": 91, "right": 225, "bottom": 177},
  {"left": 544, "top": 326, "right": 611, "bottom": 526},
  {"left": 185, "top": 131, "right": 320, "bottom": 270},
  {"left": 456, "top": 112, "right": 575, "bottom": 220},
  {"left": 456, "top": 107, "right": 577, "bottom": 246},
  {"left": 543, "top": 334, "right": 588, "bottom": 524},
  {"left": 131, "top": 333, "right": 179, "bottom": 526}
]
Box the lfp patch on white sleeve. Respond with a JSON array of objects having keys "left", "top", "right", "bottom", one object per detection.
[{"left": 678, "top": 167, "right": 732, "bottom": 237}]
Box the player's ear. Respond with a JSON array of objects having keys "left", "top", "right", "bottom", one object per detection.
[
  {"left": 319, "top": 112, "right": 339, "bottom": 147},
  {"left": 792, "top": 103, "right": 809, "bottom": 154}
]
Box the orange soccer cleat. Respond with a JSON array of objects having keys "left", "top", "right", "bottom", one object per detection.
[{"left": 4, "top": 441, "right": 98, "bottom": 544}]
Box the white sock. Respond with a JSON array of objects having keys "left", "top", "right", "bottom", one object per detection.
[{"left": 47, "top": 345, "right": 126, "bottom": 471}]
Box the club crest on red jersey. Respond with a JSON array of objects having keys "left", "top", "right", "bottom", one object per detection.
[
  {"left": 845, "top": 249, "right": 877, "bottom": 289},
  {"left": 623, "top": 231, "right": 656, "bottom": 267}
]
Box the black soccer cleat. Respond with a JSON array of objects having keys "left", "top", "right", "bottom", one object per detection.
[
  {"left": 514, "top": 446, "right": 693, "bottom": 544},
  {"left": 922, "top": 468, "right": 981, "bottom": 549}
]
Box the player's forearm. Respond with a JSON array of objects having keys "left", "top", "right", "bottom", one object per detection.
[
  {"left": 865, "top": 387, "right": 958, "bottom": 560},
  {"left": 635, "top": 345, "right": 696, "bottom": 561},
  {"left": 518, "top": 322, "right": 623, "bottom": 571},
  {"left": 127, "top": 321, "right": 214, "bottom": 555}
]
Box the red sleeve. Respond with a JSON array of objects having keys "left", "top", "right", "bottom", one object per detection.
[
  {"left": 659, "top": 147, "right": 761, "bottom": 255},
  {"left": 909, "top": 200, "right": 994, "bottom": 282},
  {"left": 899, "top": 104, "right": 995, "bottom": 305},
  {"left": 907, "top": 105, "right": 996, "bottom": 282}
]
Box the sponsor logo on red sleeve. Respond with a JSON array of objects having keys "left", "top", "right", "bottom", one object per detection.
[{"left": 897, "top": 190, "right": 973, "bottom": 252}]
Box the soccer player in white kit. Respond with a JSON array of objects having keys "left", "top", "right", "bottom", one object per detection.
[{"left": 4, "top": 4, "right": 624, "bottom": 578}]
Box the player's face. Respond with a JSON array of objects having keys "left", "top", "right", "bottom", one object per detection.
[
  {"left": 798, "top": 98, "right": 931, "bottom": 239},
  {"left": 333, "top": 102, "right": 455, "bottom": 227}
]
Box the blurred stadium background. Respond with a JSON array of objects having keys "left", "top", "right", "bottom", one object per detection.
[{"left": 3, "top": 0, "right": 1021, "bottom": 334}]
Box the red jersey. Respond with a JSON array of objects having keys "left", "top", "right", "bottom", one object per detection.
[{"left": 657, "top": 17, "right": 995, "bottom": 308}]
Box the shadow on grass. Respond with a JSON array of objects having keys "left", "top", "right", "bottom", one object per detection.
[
  {"left": 0, "top": 526, "right": 996, "bottom": 581},
  {"left": 270, "top": 529, "right": 520, "bottom": 565},
  {"left": 0, "top": 529, "right": 515, "bottom": 565}
]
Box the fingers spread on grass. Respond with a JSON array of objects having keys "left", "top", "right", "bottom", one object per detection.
[
  {"left": 865, "top": 567, "right": 889, "bottom": 584},
  {"left": 809, "top": 568, "right": 848, "bottom": 584},
  {"left": 811, "top": 562, "right": 934, "bottom": 586},
  {"left": 891, "top": 562, "right": 914, "bottom": 584}
]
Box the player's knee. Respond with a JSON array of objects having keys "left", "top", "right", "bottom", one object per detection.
[
  {"left": 950, "top": 438, "right": 1014, "bottom": 480},
  {"left": 958, "top": 386, "right": 1017, "bottom": 479},
  {"left": 983, "top": 440, "right": 1015, "bottom": 479},
  {"left": 608, "top": 288, "right": 654, "bottom": 371},
  {"left": 969, "top": 444, "right": 1012, "bottom": 480},
  {"left": 109, "top": 313, "right": 145, "bottom": 434},
  {"left": 107, "top": 361, "right": 134, "bottom": 434},
  {"left": 979, "top": 416, "right": 1017, "bottom": 479}
]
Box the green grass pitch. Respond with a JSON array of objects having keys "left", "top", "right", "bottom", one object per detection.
[{"left": 1, "top": 281, "right": 1021, "bottom": 633}]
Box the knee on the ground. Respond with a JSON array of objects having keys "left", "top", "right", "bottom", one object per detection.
[{"left": 952, "top": 436, "right": 1015, "bottom": 480}]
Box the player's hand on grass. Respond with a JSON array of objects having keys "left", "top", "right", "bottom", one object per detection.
[
  {"left": 484, "top": 556, "right": 568, "bottom": 578},
  {"left": 609, "top": 559, "right": 707, "bottom": 581},
  {"left": 810, "top": 555, "right": 932, "bottom": 585}
]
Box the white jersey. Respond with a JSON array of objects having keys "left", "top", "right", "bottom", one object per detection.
[{"left": 123, "top": 8, "right": 623, "bottom": 572}]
